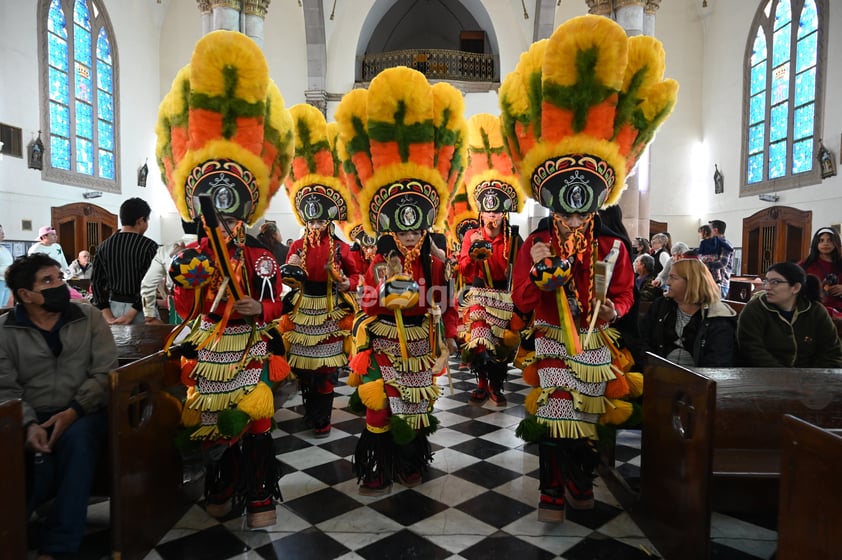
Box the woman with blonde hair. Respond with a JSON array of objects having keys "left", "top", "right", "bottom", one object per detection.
[{"left": 640, "top": 255, "right": 737, "bottom": 366}]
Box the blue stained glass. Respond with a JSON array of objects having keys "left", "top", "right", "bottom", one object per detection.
[
  {"left": 48, "top": 0, "right": 67, "bottom": 37},
  {"left": 76, "top": 102, "right": 93, "bottom": 139},
  {"left": 794, "top": 67, "right": 815, "bottom": 106},
  {"left": 97, "top": 60, "right": 112, "bottom": 92},
  {"left": 75, "top": 67, "right": 92, "bottom": 103},
  {"left": 49, "top": 67, "right": 69, "bottom": 101},
  {"left": 98, "top": 91, "right": 113, "bottom": 122},
  {"left": 771, "top": 62, "right": 789, "bottom": 105},
  {"left": 73, "top": 0, "right": 91, "bottom": 30},
  {"left": 96, "top": 29, "right": 111, "bottom": 63},
  {"left": 76, "top": 138, "right": 94, "bottom": 175},
  {"left": 792, "top": 139, "right": 813, "bottom": 174},
  {"left": 750, "top": 93, "right": 766, "bottom": 125},
  {"left": 748, "top": 153, "right": 764, "bottom": 184},
  {"left": 98, "top": 120, "right": 113, "bottom": 150},
  {"left": 751, "top": 31, "right": 767, "bottom": 65},
  {"left": 793, "top": 104, "right": 814, "bottom": 140},
  {"left": 751, "top": 61, "right": 767, "bottom": 95},
  {"left": 49, "top": 101, "right": 70, "bottom": 136},
  {"left": 50, "top": 136, "right": 71, "bottom": 170},
  {"left": 795, "top": 32, "right": 817, "bottom": 72},
  {"left": 74, "top": 26, "right": 91, "bottom": 65},
  {"left": 769, "top": 140, "right": 787, "bottom": 178},
  {"left": 749, "top": 124, "right": 765, "bottom": 154},
  {"left": 798, "top": 0, "right": 818, "bottom": 38},
  {"left": 99, "top": 149, "right": 115, "bottom": 180},
  {"left": 48, "top": 34, "right": 68, "bottom": 71},
  {"left": 774, "top": 0, "right": 792, "bottom": 31},
  {"left": 772, "top": 24, "right": 791, "bottom": 68},
  {"left": 770, "top": 102, "right": 788, "bottom": 141}
]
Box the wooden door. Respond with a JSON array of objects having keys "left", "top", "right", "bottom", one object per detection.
[
  {"left": 649, "top": 219, "right": 668, "bottom": 239},
  {"left": 51, "top": 203, "right": 118, "bottom": 260},
  {"left": 741, "top": 206, "right": 811, "bottom": 275}
]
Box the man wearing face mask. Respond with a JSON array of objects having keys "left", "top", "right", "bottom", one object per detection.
[{"left": 0, "top": 253, "right": 118, "bottom": 560}]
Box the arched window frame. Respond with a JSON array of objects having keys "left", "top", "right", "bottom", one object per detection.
[
  {"left": 37, "top": 0, "right": 121, "bottom": 192},
  {"left": 740, "top": 0, "right": 827, "bottom": 197}
]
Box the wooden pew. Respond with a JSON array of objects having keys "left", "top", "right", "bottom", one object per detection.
[
  {"left": 108, "top": 350, "right": 192, "bottom": 560},
  {"left": 0, "top": 400, "right": 27, "bottom": 560},
  {"left": 110, "top": 323, "right": 175, "bottom": 365},
  {"left": 777, "top": 415, "right": 842, "bottom": 560},
  {"left": 627, "top": 355, "right": 842, "bottom": 560}
]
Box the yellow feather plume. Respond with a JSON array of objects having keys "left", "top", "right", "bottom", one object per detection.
[{"left": 358, "top": 378, "right": 388, "bottom": 411}]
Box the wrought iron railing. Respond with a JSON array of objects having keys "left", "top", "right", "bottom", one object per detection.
[{"left": 361, "top": 48, "right": 495, "bottom": 82}]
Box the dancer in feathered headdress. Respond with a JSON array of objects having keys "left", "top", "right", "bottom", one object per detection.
[
  {"left": 156, "top": 30, "right": 294, "bottom": 528},
  {"left": 277, "top": 103, "right": 363, "bottom": 438},
  {"left": 456, "top": 113, "right": 527, "bottom": 407},
  {"left": 501, "top": 15, "right": 678, "bottom": 522},
  {"left": 336, "top": 67, "right": 466, "bottom": 495}
]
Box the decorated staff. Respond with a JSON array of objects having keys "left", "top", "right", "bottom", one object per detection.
[
  {"left": 501, "top": 15, "right": 677, "bottom": 522},
  {"left": 336, "top": 67, "right": 464, "bottom": 495},
  {"left": 277, "top": 104, "right": 362, "bottom": 438},
  {"left": 156, "top": 30, "right": 294, "bottom": 528},
  {"left": 457, "top": 113, "right": 527, "bottom": 407}
]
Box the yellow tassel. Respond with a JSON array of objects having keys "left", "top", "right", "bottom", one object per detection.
[
  {"left": 347, "top": 371, "right": 362, "bottom": 387},
  {"left": 626, "top": 371, "right": 644, "bottom": 398},
  {"left": 358, "top": 379, "right": 388, "bottom": 411},
  {"left": 556, "top": 289, "right": 582, "bottom": 355},
  {"left": 181, "top": 405, "right": 201, "bottom": 427},
  {"left": 237, "top": 382, "right": 274, "bottom": 420},
  {"left": 524, "top": 387, "right": 543, "bottom": 415},
  {"left": 599, "top": 399, "right": 633, "bottom": 425}
]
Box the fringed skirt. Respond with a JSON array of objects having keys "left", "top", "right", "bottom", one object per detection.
[
  {"left": 284, "top": 292, "right": 352, "bottom": 371},
  {"left": 460, "top": 287, "right": 514, "bottom": 356}
]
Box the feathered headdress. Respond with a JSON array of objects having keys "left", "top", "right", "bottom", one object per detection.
[
  {"left": 155, "top": 30, "right": 294, "bottom": 226},
  {"left": 499, "top": 15, "right": 679, "bottom": 214},
  {"left": 445, "top": 177, "right": 478, "bottom": 246},
  {"left": 284, "top": 104, "right": 351, "bottom": 225},
  {"left": 335, "top": 67, "right": 467, "bottom": 236},
  {"left": 463, "top": 113, "right": 526, "bottom": 215}
]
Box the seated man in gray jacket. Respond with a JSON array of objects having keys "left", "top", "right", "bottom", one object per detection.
[{"left": 0, "top": 253, "right": 118, "bottom": 560}]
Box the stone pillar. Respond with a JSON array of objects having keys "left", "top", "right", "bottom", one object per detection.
[
  {"left": 305, "top": 90, "right": 328, "bottom": 116},
  {"left": 585, "top": 0, "right": 612, "bottom": 16},
  {"left": 197, "top": 0, "right": 212, "bottom": 35},
  {"left": 243, "top": 0, "right": 271, "bottom": 48},
  {"left": 643, "top": 0, "right": 661, "bottom": 36},
  {"left": 210, "top": 0, "right": 240, "bottom": 32}
]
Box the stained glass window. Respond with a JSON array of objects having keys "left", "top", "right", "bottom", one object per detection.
[
  {"left": 742, "top": 0, "right": 825, "bottom": 194},
  {"left": 42, "top": 0, "right": 118, "bottom": 188}
]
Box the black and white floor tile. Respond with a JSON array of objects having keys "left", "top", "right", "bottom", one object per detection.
[{"left": 44, "top": 362, "right": 778, "bottom": 559}]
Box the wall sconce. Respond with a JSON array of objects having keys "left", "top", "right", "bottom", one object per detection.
[
  {"left": 818, "top": 139, "right": 836, "bottom": 179},
  {"left": 83, "top": 191, "right": 103, "bottom": 199},
  {"left": 28, "top": 131, "right": 44, "bottom": 170},
  {"left": 137, "top": 159, "right": 149, "bottom": 187},
  {"left": 758, "top": 193, "right": 779, "bottom": 203}
]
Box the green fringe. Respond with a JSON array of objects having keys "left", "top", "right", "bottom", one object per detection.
[
  {"left": 348, "top": 389, "right": 365, "bottom": 414},
  {"left": 389, "top": 414, "right": 416, "bottom": 445},
  {"left": 174, "top": 426, "right": 201, "bottom": 451},
  {"left": 217, "top": 408, "right": 250, "bottom": 438},
  {"left": 419, "top": 413, "right": 439, "bottom": 436},
  {"left": 515, "top": 416, "right": 549, "bottom": 444}
]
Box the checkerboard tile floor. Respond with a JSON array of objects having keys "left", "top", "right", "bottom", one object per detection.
[{"left": 55, "top": 361, "right": 778, "bottom": 560}]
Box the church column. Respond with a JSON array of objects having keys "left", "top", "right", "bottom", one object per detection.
[
  {"left": 198, "top": 0, "right": 271, "bottom": 48},
  {"left": 302, "top": 0, "right": 328, "bottom": 115},
  {"left": 586, "top": 0, "right": 660, "bottom": 241},
  {"left": 198, "top": 0, "right": 212, "bottom": 35},
  {"left": 243, "top": 0, "right": 271, "bottom": 48}
]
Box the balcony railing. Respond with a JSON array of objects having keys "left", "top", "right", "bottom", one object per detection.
[{"left": 361, "top": 48, "right": 495, "bottom": 82}]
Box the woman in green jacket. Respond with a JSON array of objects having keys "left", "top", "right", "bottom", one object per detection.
[{"left": 737, "top": 262, "right": 842, "bottom": 367}]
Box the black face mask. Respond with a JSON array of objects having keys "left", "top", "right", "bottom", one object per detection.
[{"left": 39, "top": 283, "right": 71, "bottom": 313}]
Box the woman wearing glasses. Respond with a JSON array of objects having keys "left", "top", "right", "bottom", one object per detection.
[
  {"left": 640, "top": 255, "right": 738, "bottom": 367},
  {"left": 737, "top": 262, "right": 842, "bottom": 367}
]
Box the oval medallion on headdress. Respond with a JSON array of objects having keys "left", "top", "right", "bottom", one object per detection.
[
  {"left": 532, "top": 154, "right": 613, "bottom": 215},
  {"left": 371, "top": 179, "right": 440, "bottom": 233},
  {"left": 474, "top": 179, "right": 519, "bottom": 213},
  {"left": 185, "top": 160, "right": 258, "bottom": 223},
  {"left": 293, "top": 184, "right": 347, "bottom": 223}
]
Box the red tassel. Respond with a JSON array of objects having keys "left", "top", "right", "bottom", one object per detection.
[
  {"left": 268, "top": 354, "right": 291, "bottom": 382},
  {"left": 278, "top": 315, "right": 294, "bottom": 332},
  {"left": 349, "top": 349, "right": 372, "bottom": 375},
  {"left": 522, "top": 363, "right": 540, "bottom": 387},
  {"left": 338, "top": 314, "right": 354, "bottom": 331},
  {"left": 180, "top": 357, "right": 197, "bottom": 387}
]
